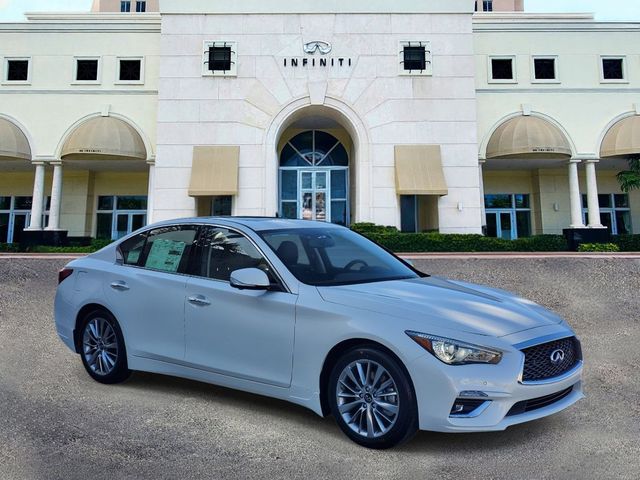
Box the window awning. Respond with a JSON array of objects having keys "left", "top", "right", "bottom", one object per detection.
[
  {"left": 600, "top": 115, "right": 640, "bottom": 158},
  {"left": 0, "top": 118, "right": 31, "bottom": 162},
  {"left": 61, "top": 116, "right": 147, "bottom": 161},
  {"left": 395, "top": 145, "right": 448, "bottom": 196},
  {"left": 486, "top": 116, "right": 572, "bottom": 159},
  {"left": 189, "top": 146, "right": 239, "bottom": 197}
]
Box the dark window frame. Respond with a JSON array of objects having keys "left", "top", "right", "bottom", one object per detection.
[
  {"left": 601, "top": 57, "right": 625, "bottom": 81},
  {"left": 120, "top": 1, "right": 131, "bottom": 12},
  {"left": 402, "top": 46, "right": 427, "bottom": 72},
  {"left": 117, "top": 58, "right": 143, "bottom": 82},
  {"left": 490, "top": 57, "right": 515, "bottom": 81},
  {"left": 533, "top": 57, "right": 557, "bottom": 82},
  {"left": 135, "top": 1, "right": 146, "bottom": 12},
  {"left": 207, "top": 46, "right": 233, "bottom": 72},
  {"left": 75, "top": 58, "right": 100, "bottom": 82},
  {"left": 6, "top": 59, "right": 30, "bottom": 82}
]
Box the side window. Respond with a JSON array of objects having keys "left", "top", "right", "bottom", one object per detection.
[
  {"left": 119, "top": 233, "right": 147, "bottom": 266},
  {"left": 193, "top": 227, "right": 273, "bottom": 282},
  {"left": 140, "top": 225, "right": 199, "bottom": 273}
]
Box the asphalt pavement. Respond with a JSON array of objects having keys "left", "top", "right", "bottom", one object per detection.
[{"left": 0, "top": 257, "right": 639, "bottom": 480}]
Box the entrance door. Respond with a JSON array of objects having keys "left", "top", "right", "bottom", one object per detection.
[
  {"left": 279, "top": 130, "right": 350, "bottom": 225},
  {"left": 10, "top": 213, "right": 29, "bottom": 244},
  {"left": 486, "top": 211, "right": 515, "bottom": 240},
  {"left": 300, "top": 171, "right": 328, "bottom": 222}
]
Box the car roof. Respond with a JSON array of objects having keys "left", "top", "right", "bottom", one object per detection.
[{"left": 151, "top": 217, "right": 346, "bottom": 232}]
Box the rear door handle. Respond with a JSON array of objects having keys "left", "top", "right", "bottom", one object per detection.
[
  {"left": 188, "top": 295, "right": 211, "bottom": 306},
  {"left": 110, "top": 281, "right": 130, "bottom": 291}
]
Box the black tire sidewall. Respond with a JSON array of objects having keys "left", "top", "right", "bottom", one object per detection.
[
  {"left": 328, "top": 346, "right": 418, "bottom": 449},
  {"left": 79, "top": 309, "right": 131, "bottom": 384}
]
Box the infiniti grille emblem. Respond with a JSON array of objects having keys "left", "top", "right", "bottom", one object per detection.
[
  {"left": 550, "top": 349, "right": 565, "bottom": 364},
  {"left": 303, "top": 41, "right": 332, "bottom": 55}
]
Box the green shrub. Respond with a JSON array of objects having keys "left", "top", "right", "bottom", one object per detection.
[
  {"left": 350, "top": 223, "right": 399, "bottom": 235},
  {"left": 613, "top": 235, "right": 640, "bottom": 252},
  {"left": 352, "top": 227, "right": 568, "bottom": 253},
  {"left": 0, "top": 243, "right": 20, "bottom": 252},
  {"left": 578, "top": 243, "right": 621, "bottom": 253},
  {"left": 25, "top": 238, "right": 113, "bottom": 254}
]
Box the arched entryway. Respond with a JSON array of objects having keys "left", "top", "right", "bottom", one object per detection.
[{"left": 278, "top": 129, "right": 350, "bottom": 225}]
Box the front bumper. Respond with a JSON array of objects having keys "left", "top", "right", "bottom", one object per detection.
[{"left": 409, "top": 330, "right": 584, "bottom": 433}]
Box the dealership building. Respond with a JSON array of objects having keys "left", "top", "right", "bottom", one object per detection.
[{"left": 1, "top": 0, "right": 639, "bottom": 244}]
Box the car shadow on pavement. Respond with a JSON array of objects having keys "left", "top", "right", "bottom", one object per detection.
[{"left": 120, "top": 370, "right": 561, "bottom": 452}]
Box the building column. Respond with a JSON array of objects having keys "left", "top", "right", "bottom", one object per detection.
[
  {"left": 146, "top": 162, "right": 155, "bottom": 225},
  {"left": 45, "top": 162, "right": 63, "bottom": 230},
  {"left": 568, "top": 159, "right": 585, "bottom": 228},
  {"left": 27, "top": 162, "right": 46, "bottom": 230},
  {"left": 585, "top": 159, "right": 603, "bottom": 228},
  {"left": 478, "top": 160, "right": 487, "bottom": 228}
]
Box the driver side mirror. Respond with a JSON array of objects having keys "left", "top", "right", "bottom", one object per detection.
[{"left": 230, "top": 268, "right": 271, "bottom": 291}]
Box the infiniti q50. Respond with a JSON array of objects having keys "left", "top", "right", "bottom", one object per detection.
[{"left": 54, "top": 218, "right": 583, "bottom": 449}]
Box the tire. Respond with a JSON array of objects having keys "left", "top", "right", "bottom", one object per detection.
[
  {"left": 78, "top": 309, "right": 131, "bottom": 384},
  {"left": 328, "top": 346, "right": 418, "bottom": 449}
]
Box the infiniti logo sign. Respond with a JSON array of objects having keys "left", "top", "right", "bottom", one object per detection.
[
  {"left": 303, "top": 41, "right": 332, "bottom": 55},
  {"left": 550, "top": 349, "right": 565, "bottom": 364}
]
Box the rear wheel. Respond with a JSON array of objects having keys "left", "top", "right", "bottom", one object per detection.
[
  {"left": 79, "top": 310, "right": 131, "bottom": 384},
  {"left": 328, "top": 346, "right": 418, "bottom": 449}
]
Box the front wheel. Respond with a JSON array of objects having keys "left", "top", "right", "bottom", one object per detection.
[
  {"left": 328, "top": 346, "right": 418, "bottom": 449},
  {"left": 79, "top": 310, "right": 131, "bottom": 384}
]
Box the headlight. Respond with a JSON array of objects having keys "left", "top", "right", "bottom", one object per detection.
[{"left": 406, "top": 331, "right": 502, "bottom": 365}]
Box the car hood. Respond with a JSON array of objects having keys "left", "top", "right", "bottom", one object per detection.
[{"left": 317, "top": 276, "right": 564, "bottom": 338}]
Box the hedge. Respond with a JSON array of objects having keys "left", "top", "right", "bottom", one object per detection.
[
  {"left": 0, "top": 238, "right": 112, "bottom": 254},
  {"left": 578, "top": 243, "right": 620, "bottom": 253},
  {"left": 351, "top": 223, "right": 640, "bottom": 253}
]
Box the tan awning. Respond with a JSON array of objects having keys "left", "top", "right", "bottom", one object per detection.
[
  {"left": 61, "top": 116, "right": 146, "bottom": 161},
  {"left": 601, "top": 115, "right": 640, "bottom": 158},
  {"left": 0, "top": 118, "right": 31, "bottom": 162},
  {"left": 486, "top": 116, "right": 572, "bottom": 159},
  {"left": 189, "top": 146, "right": 239, "bottom": 196},
  {"left": 395, "top": 145, "right": 448, "bottom": 196}
]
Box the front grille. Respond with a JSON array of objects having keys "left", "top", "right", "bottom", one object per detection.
[
  {"left": 521, "top": 336, "right": 581, "bottom": 382},
  {"left": 506, "top": 386, "right": 573, "bottom": 416}
]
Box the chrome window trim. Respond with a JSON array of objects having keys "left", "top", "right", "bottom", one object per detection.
[{"left": 115, "top": 222, "right": 294, "bottom": 294}]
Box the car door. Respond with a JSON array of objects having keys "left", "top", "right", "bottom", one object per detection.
[
  {"left": 184, "top": 225, "right": 297, "bottom": 387},
  {"left": 103, "top": 224, "right": 199, "bottom": 361}
]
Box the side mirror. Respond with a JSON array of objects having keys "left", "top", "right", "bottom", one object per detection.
[{"left": 230, "top": 268, "right": 271, "bottom": 291}]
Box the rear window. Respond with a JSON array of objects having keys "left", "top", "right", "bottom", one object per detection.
[{"left": 118, "top": 225, "right": 199, "bottom": 274}]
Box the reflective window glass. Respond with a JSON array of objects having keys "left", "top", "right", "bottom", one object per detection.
[
  {"left": 141, "top": 225, "right": 199, "bottom": 274},
  {"left": 192, "top": 227, "right": 272, "bottom": 282}
]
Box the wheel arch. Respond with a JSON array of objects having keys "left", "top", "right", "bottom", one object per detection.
[
  {"left": 318, "top": 338, "right": 418, "bottom": 417},
  {"left": 73, "top": 303, "right": 118, "bottom": 354}
]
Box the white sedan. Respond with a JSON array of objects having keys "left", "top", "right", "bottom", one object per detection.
[{"left": 54, "top": 218, "right": 583, "bottom": 449}]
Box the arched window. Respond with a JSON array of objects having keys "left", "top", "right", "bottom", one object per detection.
[{"left": 280, "top": 130, "right": 348, "bottom": 167}]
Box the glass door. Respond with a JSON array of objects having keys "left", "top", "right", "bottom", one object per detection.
[
  {"left": 486, "top": 211, "right": 516, "bottom": 240},
  {"left": 300, "top": 171, "right": 329, "bottom": 222},
  {"left": 10, "top": 213, "right": 30, "bottom": 244}
]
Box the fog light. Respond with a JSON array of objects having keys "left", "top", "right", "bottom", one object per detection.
[{"left": 449, "top": 398, "right": 490, "bottom": 417}]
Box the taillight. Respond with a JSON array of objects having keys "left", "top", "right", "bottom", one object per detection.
[{"left": 58, "top": 268, "right": 74, "bottom": 284}]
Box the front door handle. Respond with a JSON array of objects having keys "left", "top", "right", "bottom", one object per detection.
[
  {"left": 110, "top": 281, "right": 130, "bottom": 291},
  {"left": 188, "top": 295, "right": 211, "bottom": 306}
]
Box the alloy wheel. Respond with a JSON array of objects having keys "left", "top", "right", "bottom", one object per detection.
[
  {"left": 82, "top": 317, "right": 119, "bottom": 376},
  {"left": 336, "top": 360, "right": 400, "bottom": 438}
]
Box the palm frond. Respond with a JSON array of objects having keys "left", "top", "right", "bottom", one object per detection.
[{"left": 617, "top": 158, "right": 640, "bottom": 193}]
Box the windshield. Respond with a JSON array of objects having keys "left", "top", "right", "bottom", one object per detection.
[{"left": 259, "top": 228, "right": 421, "bottom": 286}]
